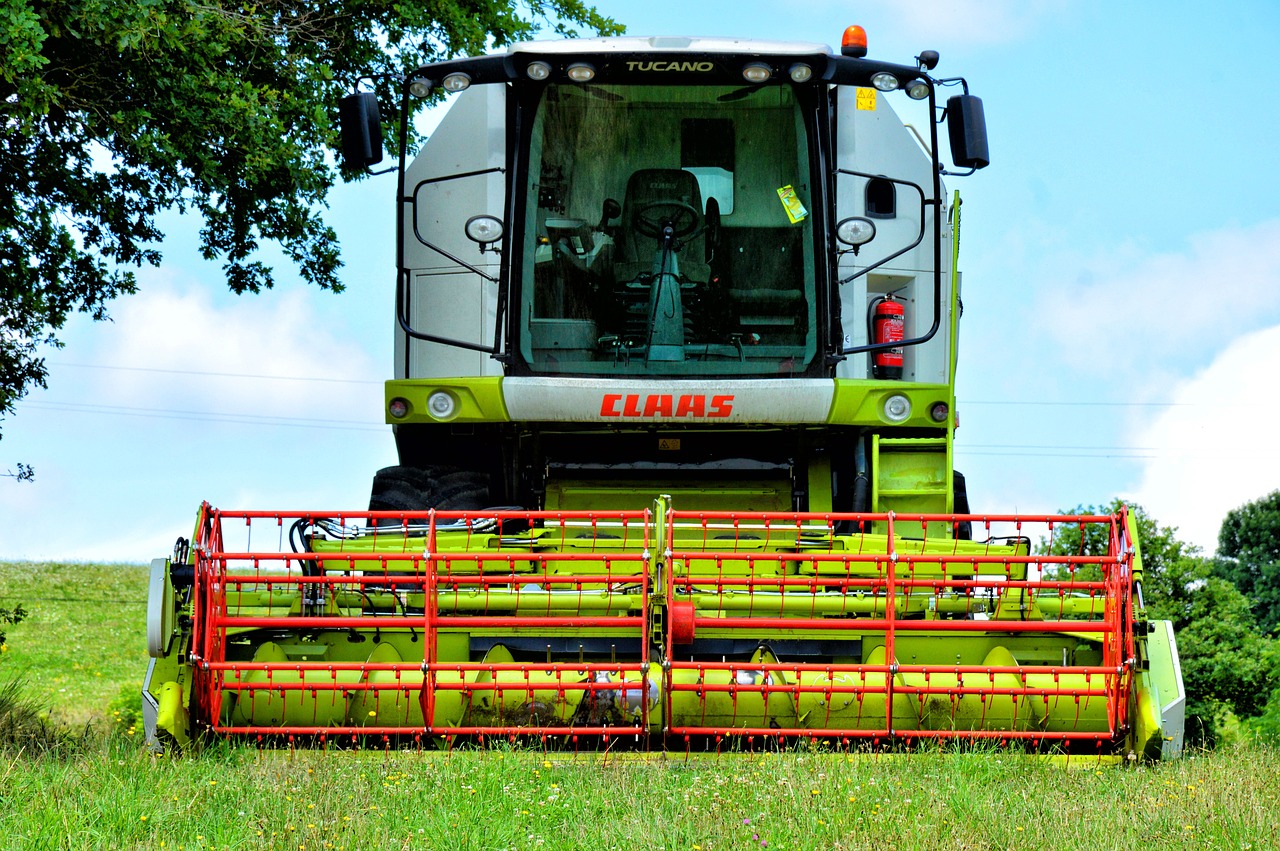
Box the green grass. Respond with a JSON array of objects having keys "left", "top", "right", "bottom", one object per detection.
[
  {"left": 0, "top": 561, "right": 148, "bottom": 726},
  {"left": 1, "top": 561, "right": 1279, "bottom": 850}
]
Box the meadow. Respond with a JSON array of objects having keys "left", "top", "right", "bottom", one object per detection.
[{"left": 0, "top": 560, "right": 1277, "bottom": 850}]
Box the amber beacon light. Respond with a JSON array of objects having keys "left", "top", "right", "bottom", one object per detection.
[{"left": 841, "top": 25, "right": 868, "bottom": 58}]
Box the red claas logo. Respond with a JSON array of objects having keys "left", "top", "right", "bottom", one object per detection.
[{"left": 600, "top": 394, "right": 734, "bottom": 418}]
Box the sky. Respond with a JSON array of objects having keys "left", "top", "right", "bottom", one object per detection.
[{"left": 3, "top": 0, "right": 1280, "bottom": 562}]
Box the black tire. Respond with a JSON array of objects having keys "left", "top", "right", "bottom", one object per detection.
[
  {"left": 368, "top": 465, "right": 490, "bottom": 523},
  {"left": 953, "top": 470, "right": 973, "bottom": 540}
]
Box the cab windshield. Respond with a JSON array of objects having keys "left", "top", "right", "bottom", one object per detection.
[{"left": 518, "top": 83, "right": 817, "bottom": 376}]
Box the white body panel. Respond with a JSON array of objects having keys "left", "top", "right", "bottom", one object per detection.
[
  {"left": 503, "top": 377, "right": 835, "bottom": 423},
  {"left": 833, "top": 88, "right": 951, "bottom": 385},
  {"left": 397, "top": 85, "right": 507, "bottom": 380}
]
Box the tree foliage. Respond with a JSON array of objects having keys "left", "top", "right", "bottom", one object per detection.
[
  {"left": 0, "top": 602, "right": 26, "bottom": 651},
  {"left": 1040, "top": 499, "right": 1195, "bottom": 600},
  {"left": 1216, "top": 489, "right": 1280, "bottom": 636},
  {"left": 0, "top": 0, "right": 621, "bottom": 434},
  {"left": 1042, "top": 499, "right": 1279, "bottom": 746},
  {"left": 1155, "top": 557, "right": 1277, "bottom": 745}
]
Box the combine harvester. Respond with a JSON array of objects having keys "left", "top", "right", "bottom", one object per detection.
[{"left": 144, "top": 27, "right": 1184, "bottom": 759}]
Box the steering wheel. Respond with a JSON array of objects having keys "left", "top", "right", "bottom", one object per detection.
[{"left": 633, "top": 201, "right": 701, "bottom": 241}]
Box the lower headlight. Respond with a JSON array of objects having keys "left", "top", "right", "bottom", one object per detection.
[
  {"left": 883, "top": 394, "right": 912, "bottom": 422},
  {"left": 427, "top": 391, "right": 457, "bottom": 420}
]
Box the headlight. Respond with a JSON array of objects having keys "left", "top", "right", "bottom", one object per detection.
[
  {"left": 788, "top": 64, "right": 813, "bottom": 83},
  {"left": 566, "top": 63, "right": 596, "bottom": 82},
  {"left": 441, "top": 73, "right": 471, "bottom": 93},
  {"left": 883, "top": 394, "right": 911, "bottom": 422},
  {"left": 835, "top": 217, "right": 876, "bottom": 247},
  {"left": 870, "top": 72, "right": 899, "bottom": 92},
  {"left": 464, "top": 215, "right": 504, "bottom": 246},
  {"left": 388, "top": 398, "right": 409, "bottom": 419},
  {"left": 427, "top": 391, "right": 457, "bottom": 420}
]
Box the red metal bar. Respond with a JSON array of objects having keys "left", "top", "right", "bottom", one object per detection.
[{"left": 190, "top": 506, "right": 1136, "bottom": 746}]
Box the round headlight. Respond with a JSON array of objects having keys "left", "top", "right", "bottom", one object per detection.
[
  {"left": 929, "top": 401, "right": 949, "bottom": 423},
  {"left": 742, "top": 63, "right": 772, "bottom": 84},
  {"left": 836, "top": 216, "right": 877, "bottom": 247},
  {"left": 464, "top": 215, "right": 504, "bottom": 245},
  {"left": 408, "top": 78, "right": 432, "bottom": 99},
  {"left": 871, "top": 72, "right": 900, "bottom": 92},
  {"left": 905, "top": 79, "right": 931, "bottom": 100},
  {"left": 788, "top": 63, "right": 813, "bottom": 83},
  {"left": 526, "top": 61, "right": 552, "bottom": 81},
  {"left": 388, "top": 397, "right": 409, "bottom": 419},
  {"left": 883, "top": 394, "right": 912, "bottom": 423},
  {"left": 427, "top": 391, "right": 457, "bottom": 420},
  {"left": 566, "top": 63, "right": 596, "bottom": 82},
  {"left": 441, "top": 72, "right": 471, "bottom": 93}
]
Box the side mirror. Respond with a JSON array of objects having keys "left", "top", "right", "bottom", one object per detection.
[
  {"left": 946, "top": 94, "right": 990, "bottom": 170},
  {"left": 338, "top": 92, "right": 384, "bottom": 170}
]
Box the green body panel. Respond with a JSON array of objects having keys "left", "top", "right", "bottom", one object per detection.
[
  {"left": 547, "top": 479, "right": 791, "bottom": 513},
  {"left": 384, "top": 377, "right": 508, "bottom": 424},
  {"left": 827, "top": 382, "right": 953, "bottom": 428}
]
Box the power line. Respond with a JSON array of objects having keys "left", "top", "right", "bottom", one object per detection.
[
  {"left": 49, "top": 361, "right": 382, "bottom": 386},
  {"left": 21, "top": 400, "right": 385, "bottom": 432},
  {"left": 45, "top": 362, "right": 1207, "bottom": 408},
  {"left": 962, "top": 400, "right": 1193, "bottom": 408}
]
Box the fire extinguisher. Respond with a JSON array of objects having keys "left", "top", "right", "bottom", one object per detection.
[{"left": 869, "top": 295, "right": 904, "bottom": 380}]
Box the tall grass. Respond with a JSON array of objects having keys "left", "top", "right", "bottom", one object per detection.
[
  {"left": 0, "top": 738, "right": 1277, "bottom": 850},
  {"left": 0, "top": 560, "right": 1277, "bottom": 850}
]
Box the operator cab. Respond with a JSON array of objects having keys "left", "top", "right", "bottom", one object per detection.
[{"left": 521, "top": 83, "right": 817, "bottom": 375}]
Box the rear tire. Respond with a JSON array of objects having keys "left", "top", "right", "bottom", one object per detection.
[
  {"left": 953, "top": 470, "right": 973, "bottom": 540},
  {"left": 368, "top": 465, "right": 490, "bottom": 523}
]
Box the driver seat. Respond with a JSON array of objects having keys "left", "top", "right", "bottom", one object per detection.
[
  {"left": 609, "top": 169, "right": 712, "bottom": 344},
  {"left": 614, "top": 168, "right": 710, "bottom": 285}
]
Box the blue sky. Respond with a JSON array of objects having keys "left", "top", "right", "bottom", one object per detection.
[{"left": 3, "top": 0, "right": 1279, "bottom": 561}]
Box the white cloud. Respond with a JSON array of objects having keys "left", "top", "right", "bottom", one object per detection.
[
  {"left": 0, "top": 273, "right": 395, "bottom": 562},
  {"left": 86, "top": 277, "right": 382, "bottom": 419},
  {"left": 1127, "top": 322, "right": 1280, "bottom": 553},
  {"left": 1033, "top": 220, "right": 1280, "bottom": 386}
]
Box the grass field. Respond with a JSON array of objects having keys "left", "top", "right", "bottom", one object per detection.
[{"left": 1, "top": 560, "right": 1278, "bottom": 850}]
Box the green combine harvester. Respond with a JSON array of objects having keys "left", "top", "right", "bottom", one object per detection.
[{"left": 143, "top": 26, "right": 1184, "bottom": 758}]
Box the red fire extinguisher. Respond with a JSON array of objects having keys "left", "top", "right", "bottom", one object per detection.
[{"left": 870, "top": 295, "right": 904, "bottom": 379}]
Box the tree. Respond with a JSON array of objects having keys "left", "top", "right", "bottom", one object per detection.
[
  {"left": 1216, "top": 490, "right": 1280, "bottom": 636},
  {"left": 1153, "top": 557, "right": 1277, "bottom": 745},
  {"left": 1, "top": 0, "right": 621, "bottom": 438},
  {"left": 1039, "top": 499, "right": 1195, "bottom": 601},
  {"left": 1042, "top": 499, "right": 1278, "bottom": 747}
]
